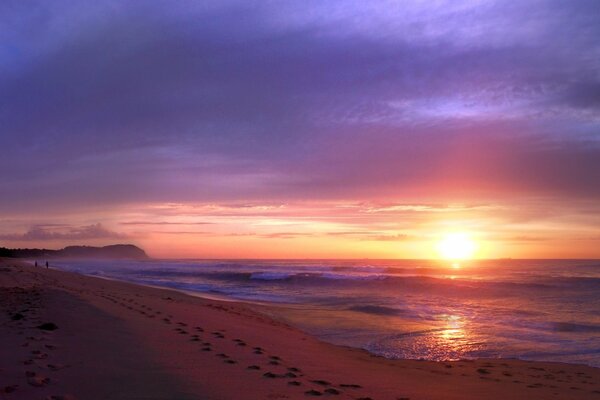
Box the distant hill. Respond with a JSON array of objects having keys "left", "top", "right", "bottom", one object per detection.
[{"left": 0, "top": 244, "right": 148, "bottom": 260}]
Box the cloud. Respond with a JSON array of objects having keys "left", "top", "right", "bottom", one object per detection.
[
  {"left": 501, "top": 235, "right": 550, "bottom": 243},
  {"left": 362, "top": 234, "right": 410, "bottom": 242},
  {"left": 0, "top": 0, "right": 599, "bottom": 215},
  {"left": 120, "top": 221, "right": 214, "bottom": 226},
  {"left": 360, "top": 203, "right": 495, "bottom": 214},
  {"left": 325, "top": 231, "right": 411, "bottom": 242},
  {"left": 259, "top": 232, "right": 315, "bottom": 239},
  {"left": 0, "top": 223, "right": 127, "bottom": 241}
]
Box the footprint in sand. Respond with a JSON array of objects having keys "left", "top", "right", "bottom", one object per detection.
[
  {"left": 339, "top": 384, "right": 362, "bottom": 389},
  {"left": 3, "top": 385, "right": 18, "bottom": 394},
  {"left": 263, "top": 372, "right": 283, "bottom": 379},
  {"left": 26, "top": 371, "right": 50, "bottom": 387},
  {"left": 46, "top": 394, "right": 77, "bottom": 400},
  {"left": 304, "top": 389, "right": 322, "bottom": 396},
  {"left": 47, "top": 363, "right": 69, "bottom": 371},
  {"left": 31, "top": 350, "right": 49, "bottom": 359},
  {"left": 11, "top": 312, "right": 25, "bottom": 320}
]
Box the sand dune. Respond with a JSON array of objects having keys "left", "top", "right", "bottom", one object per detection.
[{"left": 1, "top": 259, "right": 599, "bottom": 400}]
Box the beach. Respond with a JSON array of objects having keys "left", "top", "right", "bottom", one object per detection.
[{"left": 1, "top": 259, "right": 599, "bottom": 400}]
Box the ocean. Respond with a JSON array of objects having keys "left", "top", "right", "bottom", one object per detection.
[{"left": 51, "top": 259, "right": 600, "bottom": 367}]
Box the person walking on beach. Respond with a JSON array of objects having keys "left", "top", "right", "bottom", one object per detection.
[
  {"left": 35, "top": 261, "right": 38, "bottom": 267},
  {"left": 45, "top": 261, "right": 49, "bottom": 269}
]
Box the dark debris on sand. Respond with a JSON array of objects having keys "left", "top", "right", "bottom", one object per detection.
[{"left": 37, "top": 322, "right": 58, "bottom": 331}]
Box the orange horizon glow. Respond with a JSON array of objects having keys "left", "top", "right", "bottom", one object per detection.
[{"left": 2, "top": 200, "right": 599, "bottom": 260}]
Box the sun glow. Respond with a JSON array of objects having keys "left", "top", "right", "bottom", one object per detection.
[{"left": 437, "top": 233, "right": 476, "bottom": 260}]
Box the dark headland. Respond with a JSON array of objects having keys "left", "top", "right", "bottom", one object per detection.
[{"left": 0, "top": 244, "right": 148, "bottom": 260}]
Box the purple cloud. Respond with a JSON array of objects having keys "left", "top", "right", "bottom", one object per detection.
[
  {"left": 0, "top": 223, "right": 127, "bottom": 241},
  {"left": 0, "top": 0, "right": 599, "bottom": 215}
]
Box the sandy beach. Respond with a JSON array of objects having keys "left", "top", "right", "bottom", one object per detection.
[{"left": 1, "top": 259, "right": 599, "bottom": 400}]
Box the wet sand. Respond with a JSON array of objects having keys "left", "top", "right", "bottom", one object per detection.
[{"left": 1, "top": 259, "right": 599, "bottom": 400}]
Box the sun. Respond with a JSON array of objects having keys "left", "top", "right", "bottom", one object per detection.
[{"left": 437, "top": 233, "right": 476, "bottom": 260}]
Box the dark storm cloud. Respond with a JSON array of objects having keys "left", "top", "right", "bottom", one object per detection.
[{"left": 1, "top": 0, "right": 600, "bottom": 212}]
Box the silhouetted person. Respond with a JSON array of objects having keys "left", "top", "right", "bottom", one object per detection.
[
  {"left": 35, "top": 261, "right": 38, "bottom": 267},
  {"left": 45, "top": 261, "right": 49, "bottom": 269}
]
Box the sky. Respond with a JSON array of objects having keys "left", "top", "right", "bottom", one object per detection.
[{"left": 1, "top": 0, "right": 599, "bottom": 259}]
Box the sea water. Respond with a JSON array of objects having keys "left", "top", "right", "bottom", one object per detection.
[{"left": 51, "top": 259, "right": 600, "bottom": 367}]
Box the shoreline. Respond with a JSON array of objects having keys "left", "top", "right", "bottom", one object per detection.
[
  {"left": 46, "top": 258, "right": 600, "bottom": 370},
  {"left": 1, "top": 258, "right": 599, "bottom": 399}
]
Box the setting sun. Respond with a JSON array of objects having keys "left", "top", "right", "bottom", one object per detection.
[{"left": 437, "top": 233, "right": 476, "bottom": 260}]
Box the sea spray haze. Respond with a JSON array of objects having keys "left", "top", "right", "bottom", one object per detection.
[{"left": 52, "top": 259, "right": 600, "bottom": 367}]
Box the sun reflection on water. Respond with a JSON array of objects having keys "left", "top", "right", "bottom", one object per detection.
[
  {"left": 370, "top": 312, "right": 487, "bottom": 361},
  {"left": 437, "top": 315, "right": 468, "bottom": 357}
]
